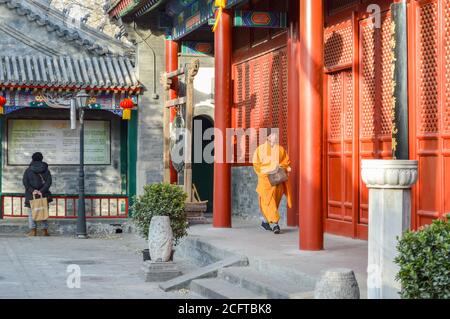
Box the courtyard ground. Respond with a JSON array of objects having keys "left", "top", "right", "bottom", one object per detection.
[
  {"left": 0, "top": 232, "right": 197, "bottom": 299},
  {"left": 0, "top": 218, "right": 369, "bottom": 299}
]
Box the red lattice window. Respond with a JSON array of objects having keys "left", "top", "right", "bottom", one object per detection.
[
  {"left": 232, "top": 47, "right": 288, "bottom": 164},
  {"left": 325, "top": 20, "right": 353, "bottom": 69},
  {"left": 445, "top": 0, "right": 450, "bottom": 133},
  {"left": 417, "top": 2, "right": 439, "bottom": 134},
  {"left": 360, "top": 13, "right": 393, "bottom": 140}
]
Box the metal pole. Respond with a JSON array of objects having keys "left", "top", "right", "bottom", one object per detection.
[{"left": 76, "top": 107, "right": 87, "bottom": 238}]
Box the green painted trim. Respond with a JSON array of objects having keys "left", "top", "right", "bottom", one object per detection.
[
  {"left": 127, "top": 110, "right": 138, "bottom": 217},
  {"left": 120, "top": 120, "right": 128, "bottom": 195}
]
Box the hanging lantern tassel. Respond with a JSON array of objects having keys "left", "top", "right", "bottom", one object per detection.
[
  {"left": 120, "top": 98, "right": 134, "bottom": 121},
  {"left": 212, "top": 0, "right": 226, "bottom": 32},
  {"left": 122, "top": 108, "right": 131, "bottom": 120},
  {"left": 0, "top": 96, "right": 6, "bottom": 115}
]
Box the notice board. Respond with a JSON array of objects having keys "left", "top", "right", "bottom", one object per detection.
[{"left": 7, "top": 119, "right": 111, "bottom": 165}]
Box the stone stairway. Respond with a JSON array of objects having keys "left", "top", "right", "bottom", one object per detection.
[
  {"left": 170, "top": 237, "right": 317, "bottom": 299},
  {"left": 189, "top": 266, "right": 315, "bottom": 299}
]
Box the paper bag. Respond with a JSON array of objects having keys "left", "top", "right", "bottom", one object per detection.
[{"left": 30, "top": 194, "right": 49, "bottom": 221}]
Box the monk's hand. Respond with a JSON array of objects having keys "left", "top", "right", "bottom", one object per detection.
[{"left": 287, "top": 167, "right": 292, "bottom": 172}]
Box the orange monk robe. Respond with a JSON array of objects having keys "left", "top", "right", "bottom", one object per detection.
[{"left": 252, "top": 142, "right": 292, "bottom": 224}]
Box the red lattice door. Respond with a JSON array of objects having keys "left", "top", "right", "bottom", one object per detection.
[
  {"left": 410, "top": 0, "right": 450, "bottom": 227},
  {"left": 357, "top": 12, "right": 394, "bottom": 239},
  {"left": 325, "top": 70, "right": 356, "bottom": 237},
  {"left": 231, "top": 47, "right": 288, "bottom": 164}
]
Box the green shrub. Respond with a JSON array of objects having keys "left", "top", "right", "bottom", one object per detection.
[
  {"left": 131, "top": 183, "right": 188, "bottom": 245},
  {"left": 395, "top": 215, "right": 450, "bottom": 299}
]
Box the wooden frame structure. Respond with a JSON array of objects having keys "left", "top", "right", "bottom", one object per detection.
[{"left": 161, "top": 58, "right": 207, "bottom": 224}]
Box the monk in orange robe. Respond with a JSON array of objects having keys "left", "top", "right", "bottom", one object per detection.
[{"left": 252, "top": 129, "right": 292, "bottom": 234}]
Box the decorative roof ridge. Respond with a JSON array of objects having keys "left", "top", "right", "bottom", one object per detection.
[
  {"left": 0, "top": 0, "right": 135, "bottom": 57},
  {"left": 0, "top": 54, "right": 142, "bottom": 91}
]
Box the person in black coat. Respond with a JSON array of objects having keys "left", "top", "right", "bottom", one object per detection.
[{"left": 23, "top": 152, "right": 53, "bottom": 236}]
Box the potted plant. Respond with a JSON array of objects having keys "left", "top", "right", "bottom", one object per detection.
[
  {"left": 131, "top": 183, "right": 188, "bottom": 261},
  {"left": 395, "top": 215, "right": 450, "bottom": 299}
]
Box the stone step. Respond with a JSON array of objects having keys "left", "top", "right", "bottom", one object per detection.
[
  {"left": 159, "top": 255, "right": 249, "bottom": 292},
  {"left": 219, "top": 267, "right": 314, "bottom": 299},
  {"left": 190, "top": 278, "right": 264, "bottom": 299}
]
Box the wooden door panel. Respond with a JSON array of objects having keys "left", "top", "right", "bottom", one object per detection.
[
  {"left": 359, "top": 11, "right": 393, "bottom": 231},
  {"left": 411, "top": 0, "right": 449, "bottom": 227},
  {"left": 326, "top": 70, "right": 354, "bottom": 229}
]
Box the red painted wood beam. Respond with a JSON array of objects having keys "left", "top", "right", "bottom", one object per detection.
[
  {"left": 213, "top": 9, "right": 232, "bottom": 228},
  {"left": 165, "top": 39, "right": 179, "bottom": 184},
  {"left": 299, "top": 0, "right": 324, "bottom": 250},
  {"left": 287, "top": 0, "right": 300, "bottom": 227}
]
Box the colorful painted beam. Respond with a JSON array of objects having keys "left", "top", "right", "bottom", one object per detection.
[
  {"left": 170, "top": 0, "right": 215, "bottom": 40},
  {"left": 234, "top": 10, "right": 287, "bottom": 28},
  {"left": 181, "top": 41, "right": 214, "bottom": 55}
]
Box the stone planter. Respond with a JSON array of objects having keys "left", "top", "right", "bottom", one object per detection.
[
  {"left": 361, "top": 159, "right": 418, "bottom": 299},
  {"left": 148, "top": 216, "right": 173, "bottom": 263},
  {"left": 314, "top": 269, "right": 360, "bottom": 299}
]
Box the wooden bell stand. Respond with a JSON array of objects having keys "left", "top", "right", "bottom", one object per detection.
[{"left": 161, "top": 59, "right": 208, "bottom": 225}]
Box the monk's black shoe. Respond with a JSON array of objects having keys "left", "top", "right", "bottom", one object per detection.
[
  {"left": 273, "top": 225, "right": 281, "bottom": 234},
  {"left": 260, "top": 222, "right": 272, "bottom": 231}
]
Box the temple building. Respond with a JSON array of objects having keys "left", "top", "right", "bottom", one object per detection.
[
  {"left": 105, "top": 0, "right": 450, "bottom": 250},
  {"left": 2, "top": 0, "right": 448, "bottom": 251},
  {"left": 0, "top": 0, "right": 147, "bottom": 219}
]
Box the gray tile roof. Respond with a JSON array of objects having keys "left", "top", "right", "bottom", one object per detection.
[
  {"left": 0, "top": 55, "right": 140, "bottom": 91},
  {"left": 0, "top": 0, "right": 133, "bottom": 56}
]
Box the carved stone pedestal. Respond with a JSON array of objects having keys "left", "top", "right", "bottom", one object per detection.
[
  {"left": 141, "top": 261, "right": 182, "bottom": 282},
  {"left": 361, "top": 160, "right": 418, "bottom": 299}
]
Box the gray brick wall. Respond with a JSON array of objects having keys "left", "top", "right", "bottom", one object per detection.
[
  {"left": 131, "top": 23, "right": 166, "bottom": 195},
  {"left": 232, "top": 166, "right": 287, "bottom": 226}
]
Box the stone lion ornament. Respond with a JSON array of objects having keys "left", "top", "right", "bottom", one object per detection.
[{"left": 148, "top": 216, "right": 174, "bottom": 262}]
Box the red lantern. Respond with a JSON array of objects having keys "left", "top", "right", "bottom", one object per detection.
[
  {"left": 0, "top": 95, "right": 6, "bottom": 115},
  {"left": 120, "top": 98, "right": 134, "bottom": 120}
]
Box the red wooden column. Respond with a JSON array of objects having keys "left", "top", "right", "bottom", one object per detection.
[
  {"left": 299, "top": 0, "right": 324, "bottom": 250},
  {"left": 165, "top": 39, "right": 179, "bottom": 184},
  {"left": 213, "top": 9, "right": 232, "bottom": 228},
  {"left": 287, "top": 1, "right": 300, "bottom": 227}
]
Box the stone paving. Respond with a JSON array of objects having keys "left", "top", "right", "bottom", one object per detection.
[{"left": 0, "top": 232, "right": 197, "bottom": 299}]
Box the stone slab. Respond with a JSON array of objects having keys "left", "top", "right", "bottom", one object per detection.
[
  {"left": 141, "top": 261, "right": 182, "bottom": 282},
  {"left": 159, "top": 255, "right": 249, "bottom": 292},
  {"left": 219, "top": 267, "right": 315, "bottom": 299}
]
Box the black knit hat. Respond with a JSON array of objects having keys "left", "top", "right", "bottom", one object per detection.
[{"left": 32, "top": 152, "right": 43, "bottom": 162}]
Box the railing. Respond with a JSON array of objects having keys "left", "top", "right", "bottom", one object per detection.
[{"left": 1, "top": 194, "right": 129, "bottom": 219}]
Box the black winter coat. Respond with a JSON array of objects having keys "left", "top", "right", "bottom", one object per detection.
[{"left": 23, "top": 160, "right": 53, "bottom": 208}]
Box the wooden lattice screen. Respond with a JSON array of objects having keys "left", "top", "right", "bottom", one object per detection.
[{"left": 231, "top": 46, "right": 288, "bottom": 164}]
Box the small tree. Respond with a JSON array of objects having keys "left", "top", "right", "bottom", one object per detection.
[
  {"left": 131, "top": 183, "right": 188, "bottom": 245},
  {"left": 395, "top": 215, "right": 450, "bottom": 299}
]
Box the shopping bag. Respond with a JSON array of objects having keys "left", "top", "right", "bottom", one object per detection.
[
  {"left": 30, "top": 194, "right": 49, "bottom": 221},
  {"left": 267, "top": 166, "right": 288, "bottom": 186}
]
